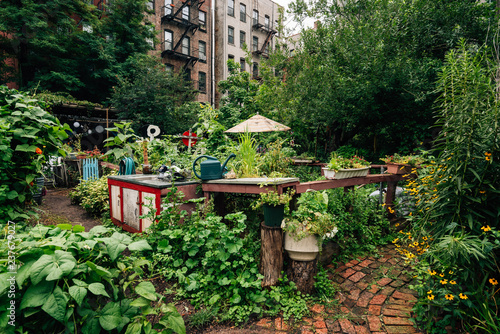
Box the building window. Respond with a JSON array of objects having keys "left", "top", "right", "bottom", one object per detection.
[
  {"left": 164, "top": 0, "right": 172, "bottom": 16},
  {"left": 275, "top": 20, "right": 279, "bottom": 36},
  {"left": 253, "top": 62, "right": 258, "bottom": 78},
  {"left": 183, "top": 68, "right": 191, "bottom": 81},
  {"left": 228, "top": 26, "right": 234, "bottom": 44},
  {"left": 147, "top": 0, "right": 154, "bottom": 11},
  {"left": 253, "top": 10, "right": 258, "bottom": 25},
  {"left": 240, "top": 3, "right": 246, "bottom": 22},
  {"left": 240, "top": 31, "right": 245, "bottom": 48},
  {"left": 240, "top": 58, "right": 245, "bottom": 72},
  {"left": 164, "top": 30, "right": 173, "bottom": 50},
  {"left": 199, "top": 72, "right": 206, "bottom": 92},
  {"left": 252, "top": 36, "right": 258, "bottom": 51},
  {"left": 265, "top": 15, "right": 270, "bottom": 29},
  {"left": 228, "top": 54, "right": 234, "bottom": 72},
  {"left": 199, "top": 11, "right": 207, "bottom": 30},
  {"left": 228, "top": 0, "right": 234, "bottom": 16},
  {"left": 182, "top": 36, "right": 190, "bottom": 55},
  {"left": 182, "top": 5, "right": 190, "bottom": 20},
  {"left": 199, "top": 41, "right": 207, "bottom": 61},
  {"left": 165, "top": 64, "right": 174, "bottom": 73}
]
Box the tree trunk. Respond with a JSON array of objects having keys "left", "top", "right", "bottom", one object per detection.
[
  {"left": 260, "top": 222, "right": 283, "bottom": 288},
  {"left": 286, "top": 258, "right": 317, "bottom": 294}
]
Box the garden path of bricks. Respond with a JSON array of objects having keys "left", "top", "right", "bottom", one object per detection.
[{"left": 254, "top": 244, "right": 424, "bottom": 334}]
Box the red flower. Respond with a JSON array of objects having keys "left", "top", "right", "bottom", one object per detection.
[{"left": 35, "top": 147, "right": 42, "bottom": 154}]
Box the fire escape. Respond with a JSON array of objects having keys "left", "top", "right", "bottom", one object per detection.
[
  {"left": 252, "top": 17, "right": 277, "bottom": 58},
  {"left": 161, "top": 0, "right": 204, "bottom": 68}
]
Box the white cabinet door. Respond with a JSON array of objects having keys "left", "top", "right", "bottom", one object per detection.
[
  {"left": 123, "top": 188, "right": 140, "bottom": 231},
  {"left": 141, "top": 192, "right": 157, "bottom": 231},
  {"left": 110, "top": 185, "right": 121, "bottom": 221}
]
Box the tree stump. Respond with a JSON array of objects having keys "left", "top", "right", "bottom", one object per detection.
[
  {"left": 260, "top": 222, "right": 283, "bottom": 288},
  {"left": 286, "top": 258, "right": 317, "bottom": 294}
]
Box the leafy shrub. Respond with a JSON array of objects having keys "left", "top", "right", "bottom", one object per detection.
[
  {"left": 143, "top": 196, "right": 266, "bottom": 324},
  {"left": 326, "top": 188, "right": 392, "bottom": 259},
  {"left": 0, "top": 86, "right": 69, "bottom": 222},
  {"left": 266, "top": 276, "right": 311, "bottom": 321},
  {"left": 0, "top": 223, "right": 185, "bottom": 334},
  {"left": 69, "top": 174, "right": 114, "bottom": 217}
]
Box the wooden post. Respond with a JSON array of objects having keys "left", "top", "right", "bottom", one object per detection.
[
  {"left": 260, "top": 222, "right": 283, "bottom": 288},
  {"left": 286, "top": 258, "right": 317, "bottom": 294}
]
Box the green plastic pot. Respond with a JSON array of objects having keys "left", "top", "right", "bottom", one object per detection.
[{"left": 263, "top": 204, "right": 285, "bottom": 227}]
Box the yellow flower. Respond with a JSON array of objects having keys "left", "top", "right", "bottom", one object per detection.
[
  {"left": 481, "top": 226, "right": 492, "bottom": 232},
  {"left": 489, "top": 278, "right": 498, "bottom": 286},
  {"left": 440, "top": 279, "right": 448, "bottom": 285},
  {"left": 427, "top": 294, "right": 435, "bottom": 300},
  {"left": 449, "top": 270, "right": 454, "bottom": 274},
  {"left": 450, "top": 280, "right": 457, "bottom": 285},
  {"left": 429, "top": 270, "right": 437, "bottom": 276},
  {"left": 422, "top": 237, "right": 428, "bottom": 241},
  {"left": 459, "top": 293, "right": 468, "bottom": 300},
  {"left": 439, "top": 273, "right": 445, "bottom": 277},
  {"left": 427, "top": 290, "right": 433, "bottom": 294},
  {"left": 413, "top": 241, "right": 419, "bottom": 246},
  {"left": 445, "top": 294, "right": 454, "bottom": 301},
  {"left": 392, "top": 238, "right": 399, "bottom": 244},
  {"left": 479, "top": 190, "right": 486, "bottom": 194}
]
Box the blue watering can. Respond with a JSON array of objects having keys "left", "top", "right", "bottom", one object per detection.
[{"left": 193, "top": 153, "right": 236, "bottom": 180}]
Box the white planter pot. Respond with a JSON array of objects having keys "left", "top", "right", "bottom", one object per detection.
[
  {"left": 284, "top": 232, "right": 319, "bottom": 261},
  {"left": 322, "top": 167, "right": 370, "bottom": 180}
]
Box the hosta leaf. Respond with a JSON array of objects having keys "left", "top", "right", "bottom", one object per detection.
[
  {"left": 29, "top": 250, "right": 76, "bottom": 284},
  {"left": 99, "top": 302, "right": 122, "bottom": 331},
  {"left": 135, "top": 281, "right": 157, "bottom": 301},
  {"left": 69, "top": 286, "right": 87, "bottom": 306},
  {"left": 88, "top": 282, "right": 110, "bottom": 297},
  {"left": 128, "top": 239, "right": 152, "bottom": 252},
  {"left": 42, "top": 286, "right": 68, "bottom": 323},
  {"left": 19, "top": 281, "right": 54, "bottom": 310}
]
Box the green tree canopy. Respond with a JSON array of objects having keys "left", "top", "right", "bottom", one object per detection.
[
  {"left": 0, "top": 0, "right": 155, "bottom": 103},
  {"left": 279, "top": 0, "right": 494, "bottom": 159},
  {"left": 110, "top": 54, "right": 198, "bottom": 136}
]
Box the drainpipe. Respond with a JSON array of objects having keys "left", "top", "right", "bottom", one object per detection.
[{"left": 211, "top": 0, "right": 215, "bottom": 106}]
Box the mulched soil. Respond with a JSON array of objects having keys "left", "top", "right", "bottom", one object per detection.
[{"left": 35, "top": 187, "right": 425, "bottom": 334}]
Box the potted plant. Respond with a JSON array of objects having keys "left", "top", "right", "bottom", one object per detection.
[
  {"left": 322, "top": 154, "right": 371, "bottom": 179},
  {"left": 282, "top": 190, "right": 338, "bottom": 261},
  {"left": 253, "top": 189, "right": 295, "bottom": 227},
  {"left": 381, "top": 153, "right": 423, "bottom": 174}
]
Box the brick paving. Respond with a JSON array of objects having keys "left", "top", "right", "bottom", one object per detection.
[{"left": 255, "top": 244, "right": 424, "bottom": 333}]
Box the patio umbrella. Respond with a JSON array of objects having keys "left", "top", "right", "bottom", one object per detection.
[{"left": 225, "top": 114, "right": 291, "bottom": 133}]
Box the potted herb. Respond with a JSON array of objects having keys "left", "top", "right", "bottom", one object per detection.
[
  {"left": 322, "top": 154, "right": 371, "bottom": 179},
  {"left": 381, "top": 153, "right": 423, "bottom": 174},
  {"left": 253, "top": 189, "right": 295, "bottom": 227},
  {"left": 282, "top": 190, "right": 338, "bottom": 261}
]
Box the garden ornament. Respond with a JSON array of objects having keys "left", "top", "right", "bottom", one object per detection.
[{"left": 192, "top": 153, "right": 236, "bottom": 180}]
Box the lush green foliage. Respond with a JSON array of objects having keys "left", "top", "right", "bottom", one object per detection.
[
  {"left": 143, "top": 197, "right": 267, "bottom": 324},
  {"left": 280, "top": 0, "right": 493, "bottom": 159},
  {"left": 110, "top": 55, "right": 198, "bottom": 135},
  {"left": 326, "top": 188, "right": 392, "bottom": 259},
  {"left": 400, "top": 43, "right": 500, "bottom": 332},
  {"left": 326, "top": 155, "right": 370, "bottom": 172},
  {"left": 0, "top": 223, "right": 185, "bottom": 333},
  {"left": 0, "top": 0, "right": 155, "bottom": 103},
  {"left": 70, "top": 174, "right": 114, "bottom": 217},
  {"left": 0, "top": 87, "right": 69, "bottom": 222},
  {"left": 283, "top": 190, "right": 337, "bottom": 241}
]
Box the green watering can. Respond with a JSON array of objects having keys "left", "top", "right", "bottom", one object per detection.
[{"left": 193, "top": 153, "right": 236, "bottom": 180}]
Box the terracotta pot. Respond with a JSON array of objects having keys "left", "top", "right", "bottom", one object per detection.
[{"left": 386, "top": 163, "right": 413, "bottom": 175}]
